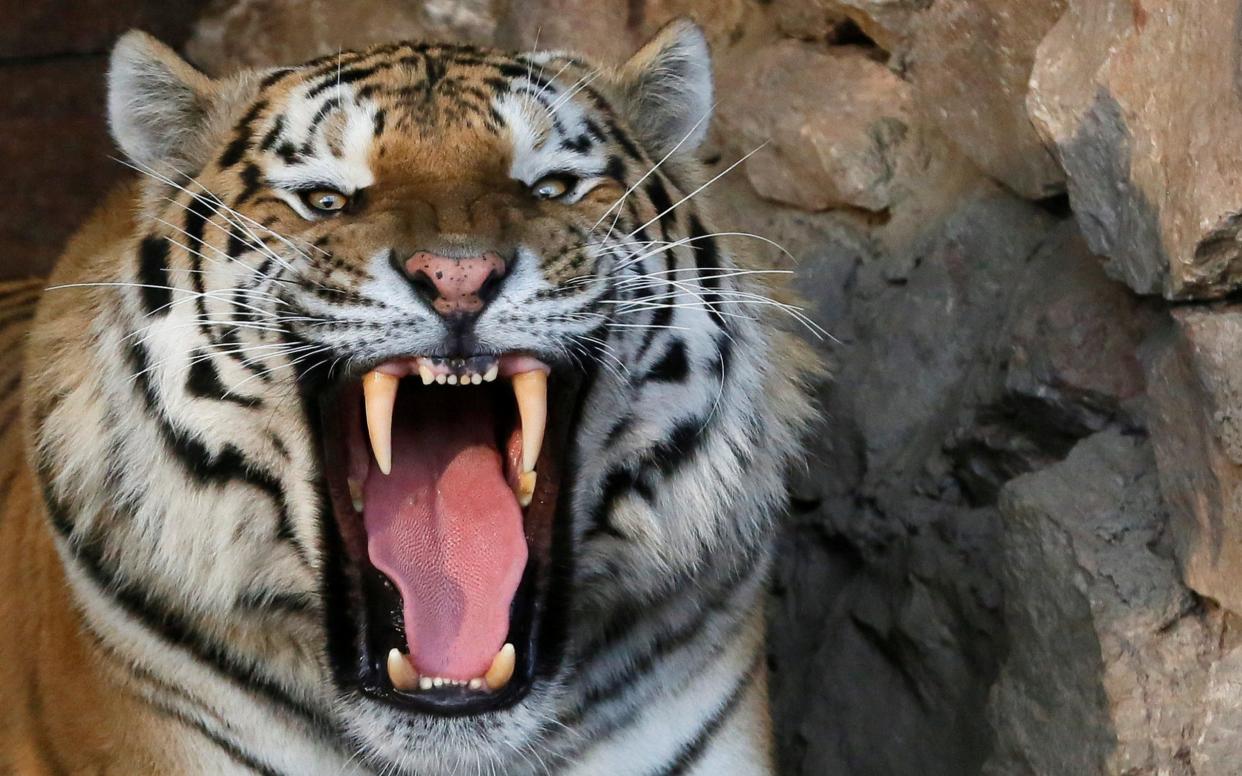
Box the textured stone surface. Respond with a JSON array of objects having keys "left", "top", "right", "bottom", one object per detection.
[
  {"left": 1029, "top": 0, "right": 1242, "bottom": 299},
  {"left": 716, "top": 41, "right": 912, "bottom": 213},
  {"left": 911, "top": 0, "right": 1066, "bottom": 199},
  {"left": 946, "top": 222, "right": 1158, "bottom": 503},
  {"left": 772, "top": 189, "right": 1053, "bottom": 776},
  {"left": 187, "top": 0, "right": 500, "bottom": 74},
  {"left": 1146, "top": 307, "right": 1242, "bottom": 615},
  {"left": 985, "top": 431, "right": 1226, "bottom": 776}
]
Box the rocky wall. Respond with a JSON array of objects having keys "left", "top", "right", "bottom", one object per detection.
[{"left": 9, "top": 1, "right": 1242, "bottom": 773}]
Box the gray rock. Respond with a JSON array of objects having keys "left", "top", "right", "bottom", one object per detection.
[{"left": 984, "top": 430, "right": 1223, "bottom": 775}]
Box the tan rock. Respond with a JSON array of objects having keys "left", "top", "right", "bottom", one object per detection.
[
  {"left": 769, "top": 0, "right": 849, "bottom": 41},
  {"left": 1146, "top": 306, "right": 1242, "bottom": 615},
  {"left": 834, "top": 0, "right": 928, "bottom": 53},
  {"left": 910, "top": 0, "right": 1066, "bottom": 199},
  {"left": 1028, "top": 0, "right": 1242, "bottom": 298},
  {"left": 187, "top": 0, "right": 501, "bottom": 74},
  {"left": 715, "top": 40, "right": 912, "bottom": 212},
  {"left": 493, "top": 0, "right": 760, "bottom": 62}
]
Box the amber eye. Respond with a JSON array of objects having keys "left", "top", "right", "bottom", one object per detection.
[
  {"left": 530, "top": 174, "right": 576, "bottom": 201},
  {"left": 301, "top": 188, "right": 349, "bottom": 213}
]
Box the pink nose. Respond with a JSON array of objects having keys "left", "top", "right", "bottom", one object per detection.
[{"left": 404, "top": 251, "right": 508, "bottom": 316}]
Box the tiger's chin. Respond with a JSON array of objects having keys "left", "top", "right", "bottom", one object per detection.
[{"left": 316, "top": 352, "right": 579, "bottom": 721}]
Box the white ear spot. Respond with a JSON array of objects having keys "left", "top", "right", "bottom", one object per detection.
[
  {"left": 618, "top": 18, "right": 714, "bottom": 157},
  {"left": 107, "top": 30, "right": 215, "bottom": 169}
]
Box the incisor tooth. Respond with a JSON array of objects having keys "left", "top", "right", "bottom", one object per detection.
[
  {"left": 419, "top": 363, "right": 435, "bottom": 385},
  {"left": 468, "top": 678, "right": 484, "bottom": 690},
  {"left": 512, "top": 370, "right": 547, "bottom": 474},
  {"left": 435, "top": 374, "right": 447, "bottom": 385},
  {"left": 485, "top": 643, "right": 516, "bottom": 691},
  {"left": 387, "top": 648, "right": 420, "bottom": 692},
  {"left": 516, "top": 470, "right": 537, "bottom": 508},
  {"left": 483, "top": 364, "right": 499, "bottom": 383},
  {"left": 363, "top": 371, "right": 398, "bottom": 476},
  {"left": 419, "top": 676, "right": 433, "bottom": 690}
]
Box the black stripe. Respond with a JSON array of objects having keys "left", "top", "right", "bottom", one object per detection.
[
  {"left": 137, "top": 236, "right": 172, "bottom": 316},
  {"left": 687, "top": 213, "right": 726, "bottom": 328},
  {"left": 150, "top": 700, "right": 288, "bottom": 776},
  {"left": 219, "top": 100, "right": 268, "bottom": 170},
  {"left": 566, "top": 551, "right": 763, "bottom": 726},
  {"left": 583, "top": 467, "right": 638, "bottom": 541},
  {"left": 645, "top": 339, "right": 689, "bottom": 383},
  {"left": 235, "top": 163, "right": 264, "bottom": 207},
  {"left": 186, "top": 349, "right": 261, "bottom": 407},
  {"left": 85, "top": 631, "right": 290, "bottom": 776},
  {"left": 37, "top": 475, "right": 339, "bottom": 747},
  {"left": 126, "top": 340, "right": 307, "bottom": 563},
  {"left": 258, "top": 115, "right": 285, "bottom": 151},
  {"left": 305, "top": 65, "right": 385, "bottom": 98},
  {"left": 648, "top": 656, "right": 759, "bottom": 776}
]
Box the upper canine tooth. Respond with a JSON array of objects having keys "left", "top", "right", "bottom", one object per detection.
[
  {"left": 484, "top": 643, "right": 516, "bottom": 691},
  {"left": 387, "top": 648, "right": 420, "bottom": 691},
  {"left": 512, "top": 370, "right": 547, "bottom": 474},
  {"left": 363, "top": 371, "right": 398, "bottom": 476}
]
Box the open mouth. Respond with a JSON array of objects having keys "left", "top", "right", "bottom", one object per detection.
[{"left": 319, "top": 353, "right": 575, "bottom": 715}]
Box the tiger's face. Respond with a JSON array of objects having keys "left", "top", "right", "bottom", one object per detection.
[{"left": 32, "top": 18, "right": 810, "bottom": 774}]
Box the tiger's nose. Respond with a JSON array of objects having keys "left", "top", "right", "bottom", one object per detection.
[{"left": 403, "top": 251, "right": 508, "bottom": 318}]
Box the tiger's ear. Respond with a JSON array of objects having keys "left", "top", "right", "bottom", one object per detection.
[
  {"left": 108, "top": 30, "right": 218, "bottom": 170},
  {"left": 615, "top": 18, "right": 714, "bottom": 158}
]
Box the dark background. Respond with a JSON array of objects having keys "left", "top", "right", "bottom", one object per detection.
[{"left": 0, "top": 1, "right": 200, "bottom": 280}]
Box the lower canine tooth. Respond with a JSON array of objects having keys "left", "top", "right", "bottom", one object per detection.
[
  {"left": 485, "top": 643, "right": 516, "bottom": 691},
  {"left": 387, "top": 649, "right": 420, "bottom": 692},
  {"left": 516, "top": 470, "right": 537, "bottom": 507}
]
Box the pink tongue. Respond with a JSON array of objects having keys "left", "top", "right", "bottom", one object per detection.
[{"left": 363, "top": 389, "right": 527, "bottom": 680}]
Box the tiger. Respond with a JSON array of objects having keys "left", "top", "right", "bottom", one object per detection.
[{"left": 0, "top": 18, "right": 818, "bottom": 775}]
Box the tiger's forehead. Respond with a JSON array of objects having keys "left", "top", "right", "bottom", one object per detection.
[{"left": 249, "top": 42, "right": 615, "bottom": 191}]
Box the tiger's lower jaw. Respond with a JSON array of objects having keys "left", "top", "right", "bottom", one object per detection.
[{"left": 317, "top": 352, "right": 580, "bottom": 717}]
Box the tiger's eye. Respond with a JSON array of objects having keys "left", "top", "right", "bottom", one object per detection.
[
  {"left": 530, "top": 175, "right": 573, "bottom": 200},
  {"left": 303, "top": 189, "right": 348, "bottom": 213}
]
